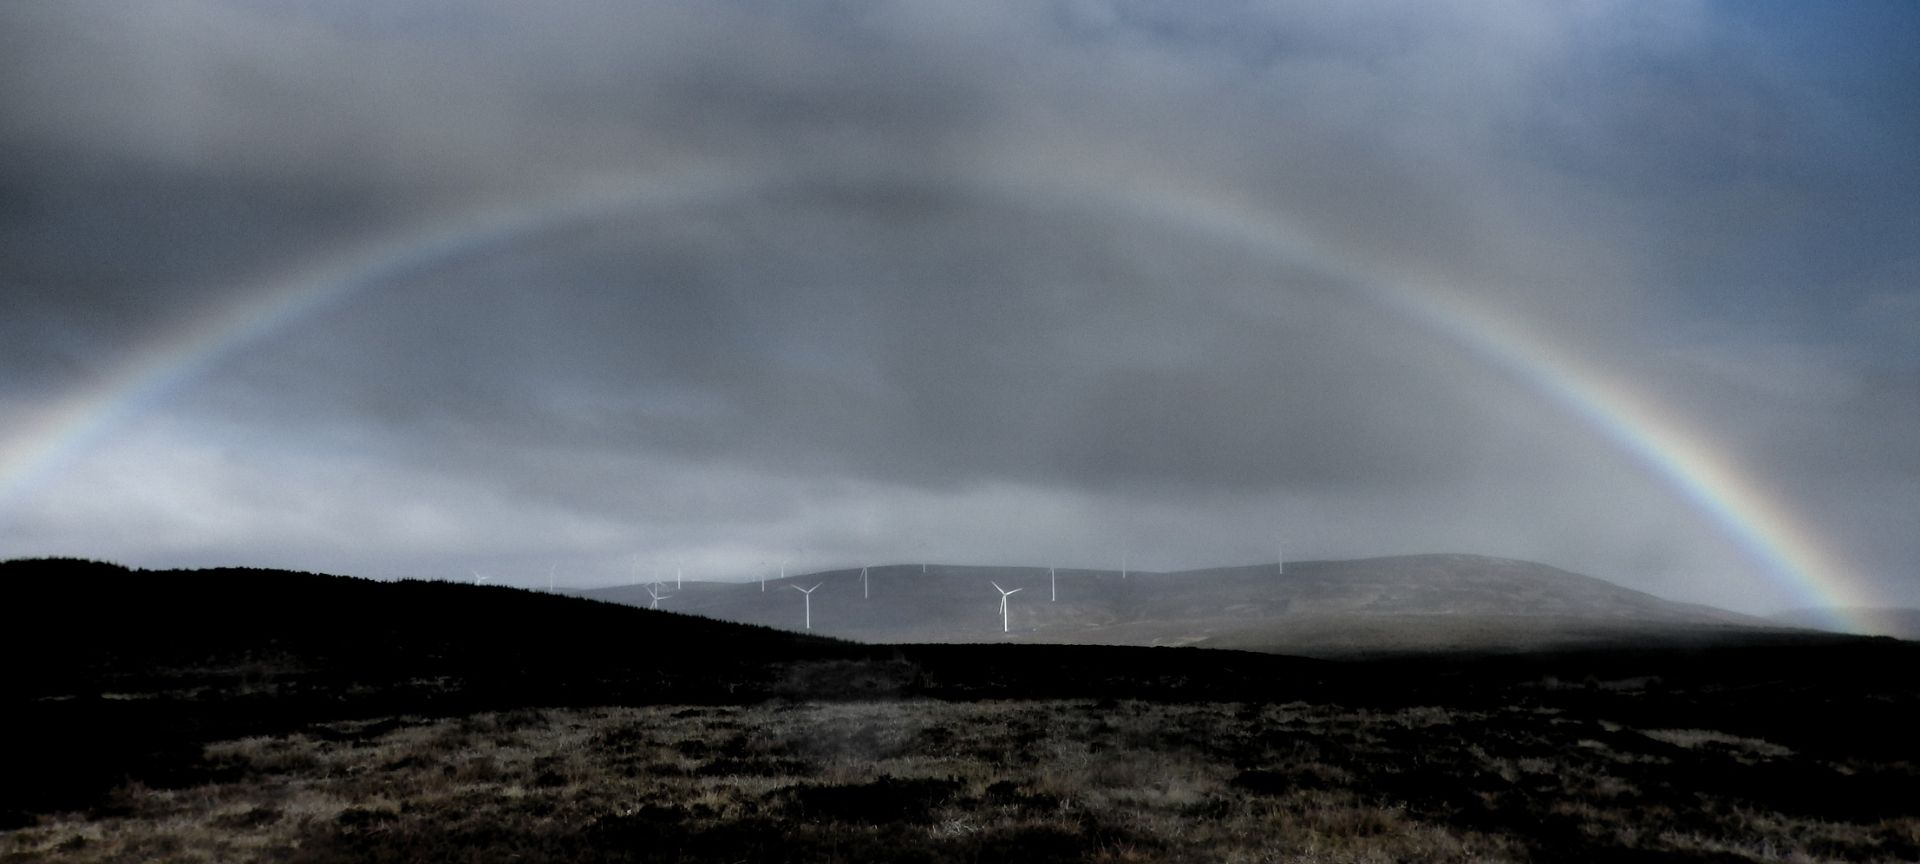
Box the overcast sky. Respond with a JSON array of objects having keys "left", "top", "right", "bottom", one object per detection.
[{"left": 3, "top": 0, "right": 1915, "bottom": 614}]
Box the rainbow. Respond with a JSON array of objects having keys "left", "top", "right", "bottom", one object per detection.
[
  {"left": 1109, "top": 173, "right": 1870, "bottom": 628},
  {"left": 0, "top": 164, "right": 1870, "bottom": 627},
  {"left": 0, "top": 166, "right": 761, "bottom": 510}
]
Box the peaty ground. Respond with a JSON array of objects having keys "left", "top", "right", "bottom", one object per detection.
[{"left": 5, "top": 696, "right": 1917, "bottom": 864}]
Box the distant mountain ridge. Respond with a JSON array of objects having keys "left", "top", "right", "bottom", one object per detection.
[{"left": 584, "top": 554, "right": 1780, "bottom": 655}]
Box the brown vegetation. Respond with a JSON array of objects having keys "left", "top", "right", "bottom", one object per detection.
[{"left": 6, "top": 697, "right": 1916, "bottom": 863}]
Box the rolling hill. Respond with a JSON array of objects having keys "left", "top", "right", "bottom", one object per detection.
[
  {"left": 0, "top": 557, "right": 1326, "bottom": 824},
  {"left": 0, "top": 557, "right": 844, "bottom": 708},
  {"left": 583, "top": 554, "right": 1782, "bottom": 654}
]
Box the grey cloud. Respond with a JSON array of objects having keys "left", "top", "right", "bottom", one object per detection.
[
  {"left": 193, "top": 178, "right": 1521, "bottom": 495},
  {"left": 3, "top": 0, "right": 1915, "bottom": 611}
]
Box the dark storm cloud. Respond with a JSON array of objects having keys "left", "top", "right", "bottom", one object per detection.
[{"left": 3, "top": 0, "right": 1916, "bottom": 610}]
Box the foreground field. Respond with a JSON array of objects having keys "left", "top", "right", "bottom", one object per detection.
[
  {"left": 6, "top": 697, "right": 1916, "bottom": 864},
  {"left": 6, "top": 564, "right": 1916, "bottom": 861}
]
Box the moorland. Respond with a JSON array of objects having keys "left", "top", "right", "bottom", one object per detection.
[{"left": 3, "top": 558, "right": 1916, "bottom": 863}]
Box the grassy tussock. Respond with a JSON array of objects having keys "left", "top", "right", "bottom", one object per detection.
[{"left": 3, "top": 699, "right": 1915, "bottom": 863}]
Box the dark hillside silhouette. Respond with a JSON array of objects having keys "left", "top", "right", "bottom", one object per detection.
[{"left": 1, "top": 557, "right": 853, "bottom": 824}]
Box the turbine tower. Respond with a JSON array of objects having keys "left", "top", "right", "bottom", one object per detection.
[
  {"left": 645, "top": 582, "right": 671, "bottom": 609},
  {"left": 790, "top": 582, "right": 822, "bottom": 630},
  {"left": 1277, "top": 537, "right": 1286, "bottom": 576},
  {"left": 991, "top": 581, "right": 1023, "bottom": 633},
  {"left": 1050, "top": 566, "right": 1057, "bottom": 602},
  {"left": 1121, "top": 551, "right": 1128, "bottom": 581},
  {"left": 676, "top": 560, "right": 684, "bottom": 591},
  {"left": 861, "top": 565, "right": 870, "bottom": 599}
]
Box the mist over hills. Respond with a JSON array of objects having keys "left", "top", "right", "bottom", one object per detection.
[
  {"left": 583, "top": 554, "right": 1783, "bottom": 655},
  {"left": 1771, "top": 607, "right": 1920, "bottom": 640}
]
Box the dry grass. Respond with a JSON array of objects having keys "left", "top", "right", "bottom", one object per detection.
[
  {"left": 1639, "top": 728, "right": 1796, "bottom": 760},
  {"left": 2, "top": 699, "right": 1915, "bottom": 863}
]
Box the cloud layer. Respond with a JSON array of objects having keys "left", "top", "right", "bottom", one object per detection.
[{"left": 3, "top": 0, "right": 1915, "bottom": 612}]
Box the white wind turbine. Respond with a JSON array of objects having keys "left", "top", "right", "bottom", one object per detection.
[
  {"left": 1277, "top": 537, "right": 1286, "bottom": 576},
  {"left": 1121, "top": 551, "right": 1128, "bottom": 581},
  {"left": 991, "top": 581, "right": 1023, "bottom": 633},
  {"left": 676, "top": 560, "right": 684, "bottom": 591},
  {"left": 861, "top": 565, "right": 870, "bottom": 599},
  {"left": 1050, "top": 566, "right": 1057, "bottom": 602},
  {"left": 471, "top": 570, "right": 489, "bottom": 585},
  {"left": 645, "top": 582, "right": 671, "bottom": 609},
  {"left": 790, "top": 582, "right": 822, "bottom": 630}
]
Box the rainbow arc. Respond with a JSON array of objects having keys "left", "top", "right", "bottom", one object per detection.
[{"left": 0, "top": 163, "right": 1869, "bottom": 628}]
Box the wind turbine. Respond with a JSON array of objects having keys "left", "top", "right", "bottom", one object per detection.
[
  {"left": 1121, "top": 551, "right": 1128, "bottom": 581},
  {"left": 991, "top": 581, "right": 1023, "bottom": 633},
  {"left": 861, "top": 565, "right": 869, "bottom": 599},
  {"left": 1050, "top": 566, "right": 1057, "bottom": 602},
  {"left": 645, "top": 582, "right": 671, "bottom": 609},
  {"left": 471, "top": 570, "right": 488, "bottom": 585},
  {"left": 790, "top": 582, "right": 822, "bottom": 630},
  {"left": 676, "top": 560, "right": 684, "bottom": 591},
  {"left": 1277, "top": 537, "right": 1286, "bottom": 576}
]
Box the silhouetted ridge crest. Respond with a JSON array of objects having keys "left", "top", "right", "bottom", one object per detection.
[{"left": 0, "top": 558, "right": 850, "bottom": 705}]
